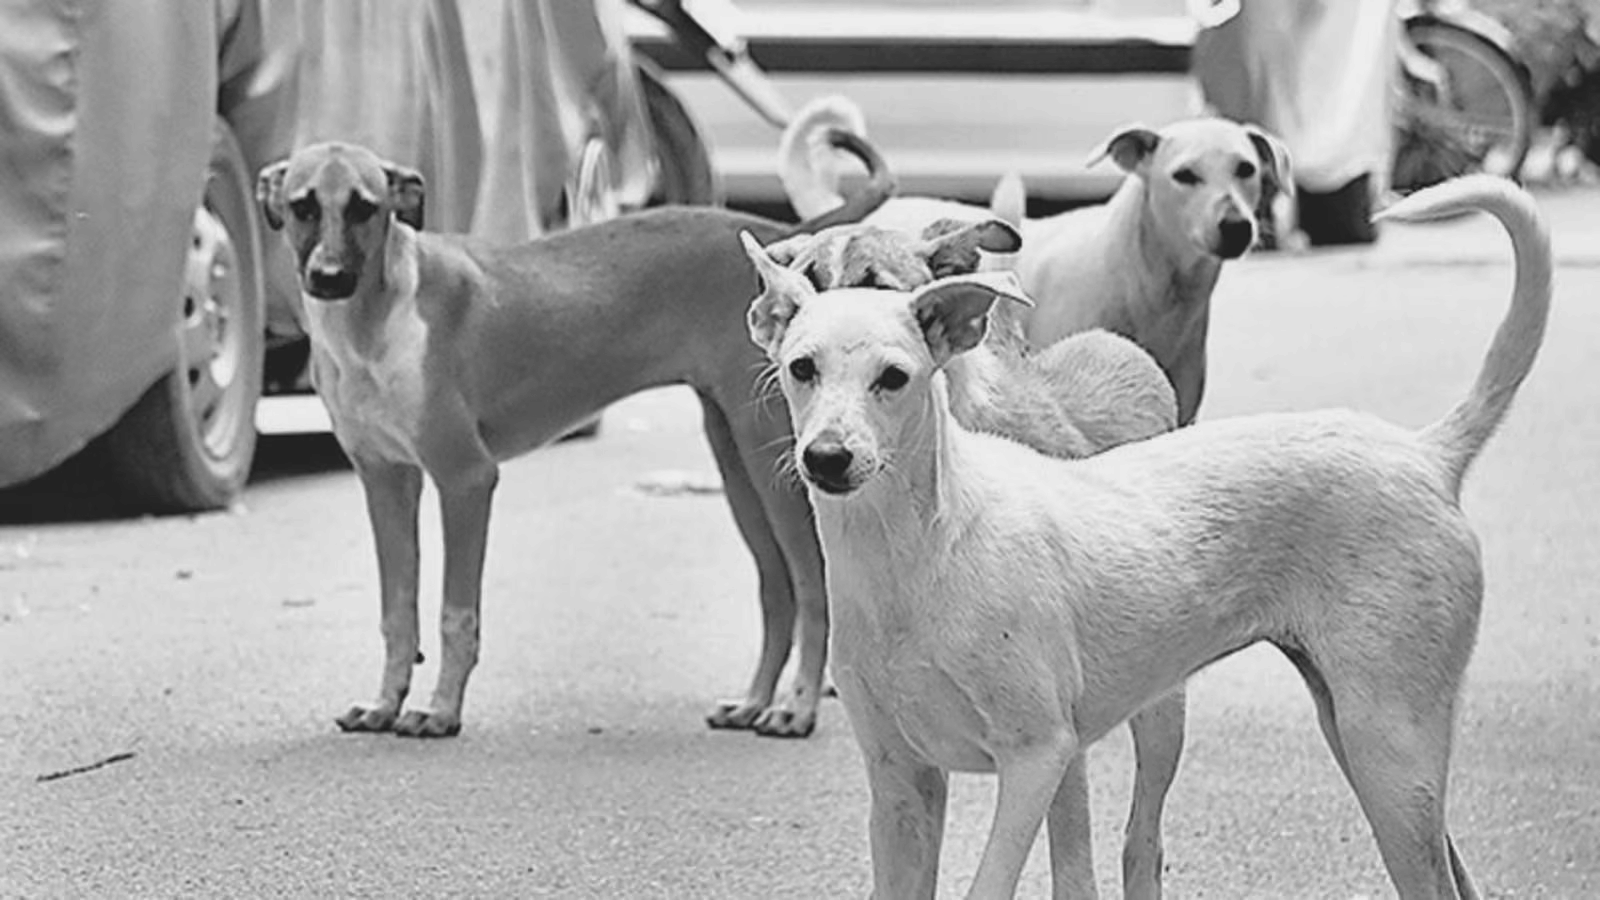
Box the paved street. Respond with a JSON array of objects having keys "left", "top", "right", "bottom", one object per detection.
[{"left": 3, "top": 188, "right": 1599, "bottom": 898}]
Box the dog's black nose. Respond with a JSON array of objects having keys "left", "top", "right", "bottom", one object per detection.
[
  {"left": 306, "top": 268, "right": 358, "bottom": 300},
  {"left": 802, "top": 442, "right": 855, "bottom": 493},
  {"left": 1217, "top": 219, "right": 1255, "bottom": 259}
]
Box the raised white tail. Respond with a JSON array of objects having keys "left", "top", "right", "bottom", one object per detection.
[
  {"left": 1377, "top": 175, "right": 1553, "bottom": 497},
  {"left": 778, "top": 95, "right": 868, "bottom": 220}
]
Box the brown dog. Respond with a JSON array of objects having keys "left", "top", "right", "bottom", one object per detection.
[{"left": 256, "top": 134, "right": 892, "bottom": 738}]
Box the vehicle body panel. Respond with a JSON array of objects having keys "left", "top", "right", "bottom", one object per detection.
[
  {"left": 0, "top": 0, "right": 229, "bottom": 488},
  {"left": 628, "top": 0, "right": 1203, "bottom": 205}
]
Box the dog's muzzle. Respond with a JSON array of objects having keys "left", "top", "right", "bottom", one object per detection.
[
  {"left": 801, "top": 441, "right": 857, "bottom": 495},
  {"left": 1216, "top": 218, "right": 1255, "bottom": 259},
  {"left": 305, "top": 268, "right": 359, "bottom": 300}
]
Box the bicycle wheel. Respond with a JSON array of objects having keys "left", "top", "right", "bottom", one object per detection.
[{"left": 1394, "top": 20, "right": 1533, "bottom": 190}]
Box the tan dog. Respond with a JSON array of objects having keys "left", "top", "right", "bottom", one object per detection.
[
  {"left": 256, "top": 135, "right": 892, "bottom": 738},
  {"left": 758, "top": 219, "right": 1182, "bottom": 897},
  {"left": 780, "top": 96, "right": 1291, "bottom": 425},
  {"left": 744, "top": 174, "right": 1548, "bottom": 898}
]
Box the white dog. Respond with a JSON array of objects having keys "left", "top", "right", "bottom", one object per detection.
[
  {"left": 780, "top": 95, "right": 1291, "bottom": 426},
  {"left": 760, "top": 218, "right": 1180, "bottom": 896},
  {"left": 742, "top": 174, "right": 1549, "bottom": 899}
]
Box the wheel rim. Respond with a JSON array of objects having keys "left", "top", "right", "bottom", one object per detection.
[
  {"left": 1400, "top": 28, "right": 1529, "bottom": 179},
  {"left": 182, "top": 201, "right": 247, "bottom": 461}
]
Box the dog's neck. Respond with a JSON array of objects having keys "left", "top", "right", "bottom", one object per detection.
[
  {"left": 1095, "top": 178, "right": 1220, "bottom": 395},
  {"left": 1106, "top": 178, "right": 1222, "bottom": 313}
]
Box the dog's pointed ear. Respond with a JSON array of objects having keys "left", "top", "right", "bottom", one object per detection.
[
  {"left": 742, "top": 231, "right": 816, "bottom": 357},
  {"left": 385, "top": 164, "right": 426, "bottom": 230},
  {"left": 910, "top": 272, "right": 1032, "bottom": 366},
  {"left": 256, "top": 159, "right": 290, "bottom": 231},
  {"left": 1085, "top": 125, "right": 1161, "bottom": 173},
  {"left": 1243, "top": 124, "right": 1294, "bottom": 199},
  {"left": 915, "top": 218, "right": 1022, "bottom": 279}
]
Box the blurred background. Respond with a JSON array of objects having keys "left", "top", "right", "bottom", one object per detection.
[{"left": 4, "top": 0, "right": 1598, "bottom": 515}]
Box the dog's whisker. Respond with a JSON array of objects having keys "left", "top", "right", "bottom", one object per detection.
[
  {"left": 770, "top": 452, "right": 805, "bottom": 492},
  {"left": 757, "top": 433, "right": 796, "bottom": 456}
]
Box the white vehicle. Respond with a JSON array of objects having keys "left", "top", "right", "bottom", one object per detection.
[{"left": 629, "top": 0, "right": 1203, "bottom": 209}]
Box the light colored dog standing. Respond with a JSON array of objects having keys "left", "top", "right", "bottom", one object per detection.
[
  {"left": 255, "top": 136, "right": 892, "bottom": 739},
  {"left": 759, "top": 220, "right": 1178, "bottom": 456},
  {"left": 760, "top": 220, "right": 1181, "bottom": 896},
  {"left": 781, "top": 95, "right": 1291, "bottom": 426},
  {"left": 743, "top": 174, "right": 1549, "bottom": 898}
]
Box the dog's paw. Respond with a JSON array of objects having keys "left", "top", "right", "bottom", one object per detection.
[
  {"left": 393, "top": 708, "right": 462, "bottom": 738},
  {"left": 705, "top": 699, "right": 765, "bottom": 731},
  {"left": 753, "top": 705, "right": 817, "bottom": 739},
  {"left": 335, "top": 703, "right": 399, "bottom": 733}
]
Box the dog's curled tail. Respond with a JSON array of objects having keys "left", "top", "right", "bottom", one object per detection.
[
  {"left": 782, "top": 127, "right": 897, "bottom": 237},
  {"left": 1378, "top": 175, "right": 1552, "bottom": 497},
  {"left": 779, "top": 95, "right": 870, "bottom": 221}
]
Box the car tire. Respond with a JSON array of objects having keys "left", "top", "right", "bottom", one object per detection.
[
  {"left": 99, "top": 117, "right": 265, "bottom": 512},
  {"left": 637, "top": 59, "right": 719, "bottom": 206}
]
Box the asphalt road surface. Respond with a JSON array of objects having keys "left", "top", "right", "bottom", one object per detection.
[{"left": 3, "top": 189, "right": 1598, "bottom": 898}]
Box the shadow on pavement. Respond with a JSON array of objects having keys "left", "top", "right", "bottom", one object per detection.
[{"left": 0, "top": 433, "right": 350, "bottom": 526}]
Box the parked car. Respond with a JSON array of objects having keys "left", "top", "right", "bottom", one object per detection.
[
  {"left": 627, "top": 0, "right": 1204, "bottom": 211},
  {"left": 0, "top": 1, "right": 280, "bottom": 513}
]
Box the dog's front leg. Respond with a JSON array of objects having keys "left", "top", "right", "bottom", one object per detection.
[
  {"left": 865, "top": 755, "right": 948, "bottom": 900},
  {"left": 968, "top": 733, "right": 1080, "bottom": 899},
  {"left": 1045, "top": 759, "right": 1100, "bottom": 900},
  {"left": 395, "top": 465, "right": 499, "bottom": 738},
  {"left": 337, "top": 460, "right": 424, "bottom": 733}
]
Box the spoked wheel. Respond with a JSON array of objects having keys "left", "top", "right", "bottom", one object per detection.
[
  {"left": 1393, "top": 20, "right": 1534, "bottom": 191},
  {"left": 99, "top": 118, "right": 265, "bottom": 512}
]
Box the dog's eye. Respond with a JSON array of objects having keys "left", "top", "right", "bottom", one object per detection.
[
  {"left": 1236, "top": 160, "right": 1258, "bottom": 180},
  {"left": 289, "top": 196, "right": 320, "bottom": 222},
  {"left": 788, "top": 357, "right": 817, "bottom": 383},
  {"left": 876, "top": 365, "right": 909, "bottom": 392},
  {"left": 1172, "top": 168, "right": 1202, "bottom": 186},
  {"left": 346, "top": 193, "right": 380, "bottom": 224}
]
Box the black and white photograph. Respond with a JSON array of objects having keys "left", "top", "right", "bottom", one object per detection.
[{"left": 2, "top": 0, "right": 1596, "bottom": 896}]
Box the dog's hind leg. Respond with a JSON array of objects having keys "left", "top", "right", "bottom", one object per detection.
[
  {"left": 338, "top": 460, "right": 424, "bottom": 733},
  {"left": 1122, "top": 688, "right": 1187, "bottom": 900},
  {"left": 1046, "top": 759, "right": 1101, "bottom": 899},
  {"left": 714, "top": 387, "right": 831, "bottom": 738},
  {"left": 1284, "top": 640, "right": 1473, "bottom": 899},
  {"left": 698, "top": 393, "right": 797, "bottom": 732}
]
